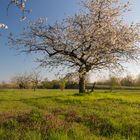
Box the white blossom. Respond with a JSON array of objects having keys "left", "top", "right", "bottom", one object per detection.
[{"left": 0, "top": 23, "right": 8, "bottom": 29}]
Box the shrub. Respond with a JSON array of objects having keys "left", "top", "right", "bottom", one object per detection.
[
  {"left": 3, "top": 119, "right": 19, "bottom": 130},
  {"left": 60, "top": 80, "right": 66, "bottom": 91},
  {"left": 27, "top": 109, "right": 43, "bottom": 123}
]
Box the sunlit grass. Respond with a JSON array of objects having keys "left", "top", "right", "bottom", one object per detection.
[{"left": 0, "top": 89, "right": 140, "bottom": 139}]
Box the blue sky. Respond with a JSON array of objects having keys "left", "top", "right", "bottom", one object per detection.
[{"left": 0, "top": 0, "right": 140, "bottom": 82}]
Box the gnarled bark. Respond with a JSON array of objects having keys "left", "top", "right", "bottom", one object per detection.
[{"left": 79, "top": 72, "right": 86, "bottom": 93}]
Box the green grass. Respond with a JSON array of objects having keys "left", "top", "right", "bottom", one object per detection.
[{"left": 0, "top": 89, "right": 140, "bottom": 140}]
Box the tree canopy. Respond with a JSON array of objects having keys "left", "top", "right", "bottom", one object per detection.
[
  {"left": 0, "top": 0, "right": 29, "bottom": 29},
  {"left": 9, "top": 0, "right": 140, "bottom": 93},
  {"left": 7, "top": 0, "right": 30, "bottom": 21}
]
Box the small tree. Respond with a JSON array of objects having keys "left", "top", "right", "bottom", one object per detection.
[
  {"left": 30, "top": 71, "right": 41, "bottom": 91},
  {"left": 11, "top": 73, "right": 31, "bottom": 89},
  {"left": 120, "top": 75, "right": 134, "bottom": 87},
  {"left": 9, "top": 0, "right": 140, "bottom": 93},
  {"left": 109, "top": 76, "right": 120, "bottom": 92},
  {"left": 135, "top": 74, "right": 140, "bottom": 86},
  {"left": 59, "top": 80, "right": 66, "bottom": 91}
]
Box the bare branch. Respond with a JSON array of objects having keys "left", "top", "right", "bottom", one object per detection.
[{"left": 9, "top": 0, "right": 140, "bottom": 93}]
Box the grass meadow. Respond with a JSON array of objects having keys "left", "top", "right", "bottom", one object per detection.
[{"left": 0, "top": 89, "right": 140, "bottom": 140}]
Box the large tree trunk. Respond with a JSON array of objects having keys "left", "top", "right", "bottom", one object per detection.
[{"left": 79, "top": 73, "right": 86, "bottom": 93}]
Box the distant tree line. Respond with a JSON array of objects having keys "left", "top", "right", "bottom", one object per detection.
[
  {"left": 96, "top": 75, "right": 140, "bottom": 90},
  {"left": 1, "top": 73, "right": 140, "bottom": 90},
  {"left": 0, "top": 72, "right": 79, "bottom": 90},
  {"left": 97, "top": 75, "right": 136, "bottom": 87}
]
